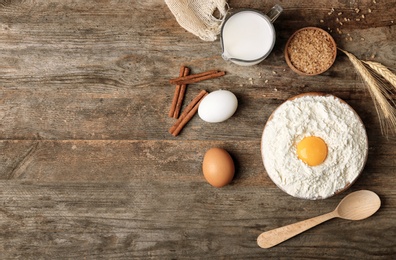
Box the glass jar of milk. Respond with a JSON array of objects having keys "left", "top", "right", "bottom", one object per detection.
[{"left": 220, "top": 5, "right": 283, "bottom": 66}]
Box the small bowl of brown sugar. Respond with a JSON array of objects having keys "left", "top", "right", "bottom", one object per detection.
[{"left": 285, "top": 27, "right": 337, "bottom": 76}]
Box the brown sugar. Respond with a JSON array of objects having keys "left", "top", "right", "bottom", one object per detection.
[{"left": 286, "top": 28, "right": 336, "bottom": 75}]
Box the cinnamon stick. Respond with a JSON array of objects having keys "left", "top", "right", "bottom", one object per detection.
[
  {"left": 169, "top": 90, "right": 208, "bottom": 136},
  {"left": 168, "top": 66, "right": 185, "bottom": 117},
  {"left": 169, "top": 70, "right": 225, "bottom": 85},
  {"left": 171, "top": 94, "right": 207, "bottom": 136},
  {"left": 173, "top": 66, "right": 190, "bottom": 118}
]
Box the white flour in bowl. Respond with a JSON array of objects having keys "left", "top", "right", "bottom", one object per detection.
[{"left": 261, "top": 94, "right": 368, "bottom": 199}]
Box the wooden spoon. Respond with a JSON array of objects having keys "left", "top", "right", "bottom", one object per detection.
[{"left": 257, "top": 190, "right": 381, "bottom": 248}]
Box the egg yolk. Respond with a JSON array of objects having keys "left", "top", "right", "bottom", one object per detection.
[{"left": 296, "top": 136, "right": 328, "bottom": 166}]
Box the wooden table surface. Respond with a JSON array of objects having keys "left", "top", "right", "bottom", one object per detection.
[{"left": 1, "top": 0, "right": 395, "bottom": 258}]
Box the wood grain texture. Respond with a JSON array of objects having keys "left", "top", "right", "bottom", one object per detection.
[{"left": 1, "top": 0, "right": 396, "bottom": 258}]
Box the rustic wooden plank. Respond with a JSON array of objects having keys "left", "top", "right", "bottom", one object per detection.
[
  {"left": 0, "top": 180, "right": 395, "bottom": 258},
  {"left": 0, "top": 140, "right": 268, "bottom": 182},
  {"left": 0, "top": 84, "right": 383, "bottom": 140},
  {"left": 0, "top": 139, "right": 395, "bottom": 184}
]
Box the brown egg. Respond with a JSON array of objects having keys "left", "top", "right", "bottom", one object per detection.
[{"left": 202, "top": 148, "right": 235, "bottom": 188}]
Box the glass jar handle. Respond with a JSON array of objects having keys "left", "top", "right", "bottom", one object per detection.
[{"left": 266, "top": 4, "right": 283, "bottom": 23}]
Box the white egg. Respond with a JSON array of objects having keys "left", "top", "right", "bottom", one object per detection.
[{"left": 198, "top": 90, "right": 238, "bottom": 123}]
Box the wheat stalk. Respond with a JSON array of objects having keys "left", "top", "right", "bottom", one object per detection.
[{"left": 339, "top": 48, "right": 396, "bottom": 136}]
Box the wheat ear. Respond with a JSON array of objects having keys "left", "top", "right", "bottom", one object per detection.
[
  {"left": 340, "top": 48, "right": 396, "bottom": 136},
  {"left": 362, "top": 60, "right": 396, "bottom": 89}
]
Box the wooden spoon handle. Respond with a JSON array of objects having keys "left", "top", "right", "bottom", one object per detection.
[{"left": 257, "top": 211, "right": 337, "bottom": 248}]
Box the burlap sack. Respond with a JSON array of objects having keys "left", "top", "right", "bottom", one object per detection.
[{"left": 165, "top": 0, "right": 228, "bottom": 41}]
